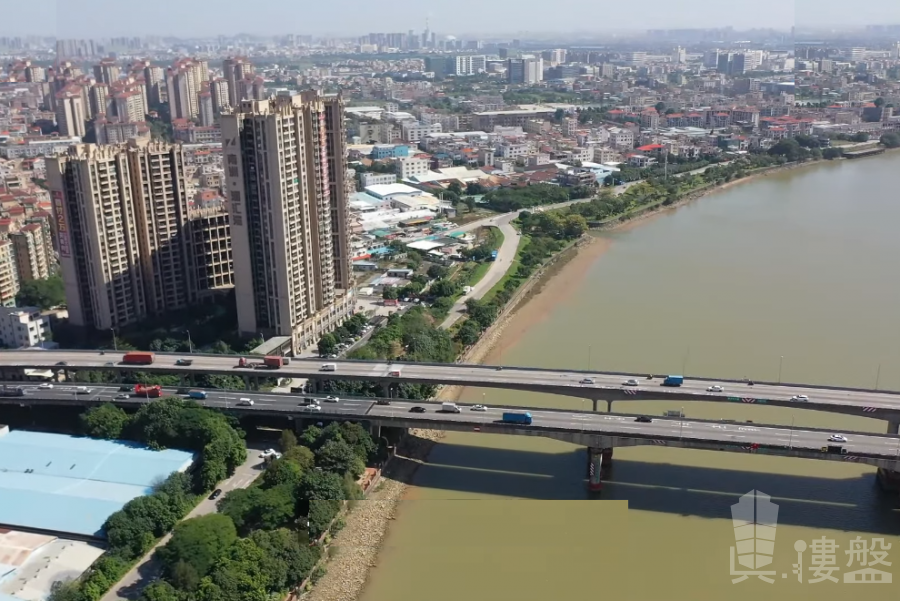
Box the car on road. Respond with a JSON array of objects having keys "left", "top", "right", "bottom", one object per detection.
[
  {"left": 175, "top": 359, "right": 193, "bottom": 366},
  {"left": 75, "top": 386, "right": 92, "bottom": 394},
  {"left": 119, "top": 385, "right": 133, "bottom": 392},
  {"left": 580, "top": 378, "right": 595, "bottom": 385},
  {"left": 115, "top": 393, "right": 130, "bottom": 399},
  {"left": 470, "top": 404, "right": 487, "bottom": 411},
  {"left": 829, "top": 434, "right": 847, "bottom": 443},
  {"left": 104, "top": 362, "right": 115, "bottom": 367},
  {"left": 791, "top": 395, "right": 809, "bottom": 402},
  {"left": 37, "top": 383, "right": 53, "bottom": 390},
  {"left": 304, "top": 405, "right": 322, "bottom": 411},
  {"left": 208, "top": 488, "right": 222, "bottom": 500},
  {"left": 259, "top": 449, "right": 281, "bottom": 459},
  {"left": 324, "top": 396, "right": 339, "bottom": 402},
  {"left": 707, "top": 385, "right": 724, "bottom": 392},
  {"left": 635, "top": 416, "right": 653, "bottom": 423},
  {"left": 55, "top": 361, "right": 67, "bottom": 366},
  {"left": 237, "top": 398, "right": 254, "bottom": 406},
  {"left": 409, "top": 406, "right": 426, "bottom": 413},
  {"left": 623, "top": 379, "right": 639, "bottom": 386}
]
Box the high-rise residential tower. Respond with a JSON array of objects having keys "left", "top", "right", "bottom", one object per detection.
[
  {"left": 47, "top": 140, "right": 230, "bottom": 330},
  {"left": 220, "top": 91, "right": 353, "bottom": 353}
]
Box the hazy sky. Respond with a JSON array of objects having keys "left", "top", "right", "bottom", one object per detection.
[{"left": 3, "top": 0, "right": 898, "bottom": 38}]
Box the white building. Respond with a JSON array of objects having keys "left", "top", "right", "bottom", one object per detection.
[
  {"left": 359, "top": 172, "right": 397, "bottom": 187},
  {"left": 0, "top": 307, "right": 50, "bottom": 348},
  {"left": 396, "top": 157, "right": 431, "bottom": 180},
  {"left": 455, "top": 55, "right": 487, "bottom": 76},
  {"left": 401, "top": 121, "right": 442, "bottom": 143}
]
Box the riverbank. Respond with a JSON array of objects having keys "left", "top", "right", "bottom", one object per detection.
[{"left": 299, "top": 429, "right": 445, "bottom": 601}]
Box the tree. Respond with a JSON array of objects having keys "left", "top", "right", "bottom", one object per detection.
[
  {"left": 47, "top": 579, "right": 81, "bottom": 601},
  {"left": 298, "top": 425, "right": 322, "bottom": 449},
  {"left": 654, "top": 101, "right": 666, "bottom": 113},
  {"left": 426, "top": 264, "right": 449, "bottom": 279},
  {"left": 880, "top": 132, "right": 900, "bottom": 148},
  {"left": 317, "top": 333, "right": 338, "bottom": 357},
  {"left": 430, "top": 278, "right": 460, "bottom": 299},
  {"left": 382, "top": 286, "right": 399, "bottom": 300},
  {"left": 140, "top": 581, "right": 182, "bottom": 601},
  {"left": 279, "top": 429, "right": 298, "bottom": 453},
  {"left": 307, "top": 499, "right": 342, "bottom": 539},
  {"left": 15, "top": 274, "right": 65, "bottom": 309},
  {"left": 283, "top": 445, "right": 315, "bottom": 471},
  {"left": 250, "top": 528, "right": 320, "bottom": 585},
  {"left": 874, "top": 97, "right": 885, "bottom": 107},
  {"left": 297, "top": 470, "right": 345, "bottom": 502},
  {"left": 465, "top": 196, "right": 477, "bottom": 212},
  {"left": 261, "top": 458, "right": 304, "bottom": 489},
  {"left": 81, "top": 403, "right": 130, "bottom": 439},
  {"left": 447, "top": 181, "right": 463, "bottom": 195},
  {"left": 315, "top": 439, "right": 364, "bottom": 477},
  {"left": 159, "top": 514, "right": 237, "bottom": 579}
]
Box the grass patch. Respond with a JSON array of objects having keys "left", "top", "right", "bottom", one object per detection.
[
  {"left": 466, "top": 261, "right": 491, "bottom": 287},
  {"left": 481, "top": 234, "right": 530, "bottom": 305}
]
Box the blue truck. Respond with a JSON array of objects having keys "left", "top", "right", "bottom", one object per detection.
[
  {"left": 490, "top": 250, "right": 498, "bottom": 261},
  {"left": 502, "top": 412, "right": 532, "bottom": 425},
  {"left": 662, "top": 375, "right": 684, "bottom": 387}
]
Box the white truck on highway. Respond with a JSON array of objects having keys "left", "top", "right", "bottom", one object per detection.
[{"left": 441, "top": 402, "right": 461, "bottom": 413}]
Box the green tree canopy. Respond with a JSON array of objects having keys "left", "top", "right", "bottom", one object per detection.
[
  {"left": 15, "top": 274, "right": 65, "bottom": 309},
  {"left": 317, "top": 333, "right": 338, "bottom": 357},
  {"left": 80, "top": 403, "right": 130, "bottom": 439},
  {"left": 315, "top": 439, "right": 364, "bottom": 477},
  {"left": 283, "top": 445, "right": 315, "bottom": 471},
  {"left": 159, "top": 514, "right": 237, "bottom": 581},
  {"left": 297, "top": 470, "right": 345, "bottom": 502}
]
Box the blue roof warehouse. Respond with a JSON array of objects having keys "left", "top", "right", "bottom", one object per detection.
[{"left": 0, "top": 427, "right": 194, "bottom": 539}]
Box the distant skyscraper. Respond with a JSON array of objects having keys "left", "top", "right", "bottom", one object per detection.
[
  {"left": 222, "top": 57, "right": 254, "bottom": 108},
  {"left": 220, "top": 92, "right": 353, "bottom": 353}
]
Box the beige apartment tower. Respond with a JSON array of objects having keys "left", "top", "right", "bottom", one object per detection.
[
  {"left": 221, "top": 91, "right": 353, "bottom": 354},
  {"left": 47, "top": 140, "right": 230, "bottom": 330}
]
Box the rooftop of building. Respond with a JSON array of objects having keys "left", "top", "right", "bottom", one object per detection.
[{"left": 0, "top": 428, "right": 194, "bottom": 539}]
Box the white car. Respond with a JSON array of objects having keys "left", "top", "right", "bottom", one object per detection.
[
  {"left": 259, "top": 449, "right": 278, "bottom": 458},
  {"left": 791, "top": 395, "right": 809, "bottom": 402},
  {"left": 707, "top": 385, "right": 724, "bottom": 392},
  {"left": 76, "top": 386, "right": 92, "bottom": 394},
  {"left": 305, "top": 405, "right": 322, "bottom": 411},
  {"left": 580, "top": 378, "right": 595, "bottom": 385},
  {"left": 470, "top": 404, "right": 487, "bottom": 412},
  {"left": 623, "top": 379, "right": 639, "bottom": 386},
  {"left": 828, "top": 434, "right": 847, "bottom": 443},
  {"left": 38, "top": 383, "right": 53, "bottom": 390},
  {"left": 324, "top": 396, "right": 339, "bottom": 402},
  {"left": 115, "top": 393, "right": 130, "bottom": 400},
  {"left": 237, "top": 398, "right": 254, "bottom": 406}
]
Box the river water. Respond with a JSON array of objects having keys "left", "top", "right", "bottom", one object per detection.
[{"left": 360, "top": 154, "right": 900, "bottom": 601}]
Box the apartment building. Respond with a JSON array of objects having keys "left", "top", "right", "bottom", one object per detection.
[
  {"left": 455, "top": 55, "right": 486, "bottom": 76},
  {"left": 9, "top": 224, "right": 50, "bottom": 282},
  {"left": 0, "top": 306, "right": 50, "bottom": 348},
  {"left": 222, "top": 57, "right": 254, "bottom": 108},
  {"left": 55, "top": 89, "right": 86, "bottom": 138},
  {"left": 359, "top": 173, "right": 397, "bottom": 187},
  {"left": 507, "top": 56, "right": 543, "bottom": 84},
  {"left": 0, "top": 241, "right": 19, "bottom": 306},
  {"left": 188, "top": 206, "right": 233, "bottom": 299},
  {"left": 220, "top": 91, "right": 353, "bottom": 353},
  {"left": 46, "top": 140, "right": 224, "bottom": 330},
  {"left": 401, "top": 121, "right": 442, "bottom": 143}
]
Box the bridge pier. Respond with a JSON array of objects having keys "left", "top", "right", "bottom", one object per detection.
[
  {"left": 585, "top": 447, "right": 612, "bottom": 492},
  {"left": 887, "top": 419, "right": 900, "bottom": 435},
  {"left": 382, "top": 383, "right": 391, "bottom": 399},
  {"left": 242, "top": 375, "right": 251, "bottom": 390}
]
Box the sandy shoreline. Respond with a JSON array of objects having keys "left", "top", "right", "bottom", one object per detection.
[{"left": 298, "top": 151, "right": 896, "bottom": 601}]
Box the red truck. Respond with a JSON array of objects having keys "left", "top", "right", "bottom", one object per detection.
[
  {"left": 263, "top": 356, "right": 283, "bottom": 369},
  {"left": 122, "top": 352, "right": 155, "bottom": 365},
  {"left": 134, "top": 384, "right": 162, "bottom": 398}
]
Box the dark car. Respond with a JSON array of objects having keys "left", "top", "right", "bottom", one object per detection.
[
  {"left": 119, "top": 385, "right": 133, "bottom": 392},
  {"left": 208, "top": 488, "right": 223, "bottom": 500},
  {"left": 376, "top": 399, "right": 391, "bottom": 405},
  {"left": 55, "top": 361, "right": 67, "bottom": 366},
  {"left": 176, "top": 387, "right": 190, "bottom": 394},
  {"left": 104, "top": 362, "right": 115, "bottom": 367},
  {"left": 409, "top": 406, "right": 427, "bottom": 413},
  {"left": 635, "top": 416, "right": 653, "bottom": 423}
]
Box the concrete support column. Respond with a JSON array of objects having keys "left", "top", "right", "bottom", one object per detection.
[
  {"left": 875, "top": 467, "right": 900, "bottom": 492},
  {"left": 587, "top": 448, "right": 603, "bottom": 492},
  {"left": 887, "top": 419, "right": 900, "bottom": 435},
  {"left": 242, "top": 375, "right": 251, "bottom": 390},
  {"left": 601, "top": 447, "right": 614, "bottom": 469},
  {"left": 606, "top": 400, "right": 613, "bottom": 413},
  {"left": 382, "top": 383, "right": 391, "bottom": 399},
  {"left": 370, "top": 423, "right": 382, "bottom": 439}
]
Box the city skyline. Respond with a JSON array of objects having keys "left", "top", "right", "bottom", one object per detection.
[{"left": 11, "top": 0, "right": 900, "bottom": 39}]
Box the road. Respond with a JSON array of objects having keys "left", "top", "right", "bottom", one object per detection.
[
  {"left": 99, "top": 446, "right": 266, "bottom": 601},
  {"left": 8, "top": 382, "right": 900, "bottom": 461},
  {"left": 6, "top": 351, "right": 900, "bottom": 415}
]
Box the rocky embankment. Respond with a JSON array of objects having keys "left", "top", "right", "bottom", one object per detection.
[{"left": 300, "top": 429, "right": 444, "bottom": 601}]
